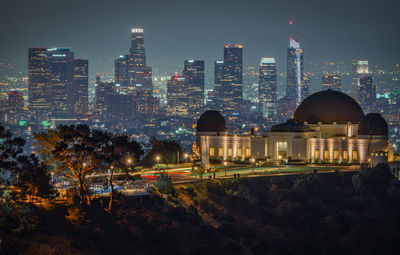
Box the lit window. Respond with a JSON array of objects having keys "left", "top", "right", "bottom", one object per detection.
[
  {"left": 315, "top": 150, "right": 320, "bottom": 159},
  {"left": 297, "top": 153, "right": 301, "bottom": 158},
  {"left": 237, "top": 148, "right": 242, "bottom": 157},
  {"left": 352, "top": 150, "right": 358, "bottom": 161},
  {"left": 343, "top": 150, "right": 348, "bottom": 160},
  {"left": 218, "top": 148, "right": 223, "bottom": 157},
  {"left": 324, "top": 150, "right": 329, "bottom": 160},
  {"left": 228, "top": 148, "right": 233, "bottom": 157},
  {"left": 334, "top": 150, "right": 339, "bottom": 160},
  {"left": 209, "top": 147, "right": 214, "bottom": 157},
  {"left": 245, "top": 148, "right": 251, "bottom": 157}
]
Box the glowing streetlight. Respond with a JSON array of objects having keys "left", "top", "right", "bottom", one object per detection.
[
  {"left": 224, "top": 161, "right": 227, "bottom": 176},
  {"left": 251, "top": 158, "right": 255, "bottom": 174},
  {"left": 184, "top": 153, "right": 188, "bottom": 163},
  {"left": 155, "top": 156, "right": 161, "bottom": 175}
]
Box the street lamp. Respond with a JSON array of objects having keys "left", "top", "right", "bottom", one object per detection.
[
  {"left": 184, "top": 153, "right": 188, "bottom": 163},
  {"left": 155, "top": 155, "right": 161, "bottom": 175},
  {"left": 127, "top": 158, "right": 133, "bottom": 173},
  {"left": 251, "top": 158, "right": 255, "bottom": 174},
  {"left": 224, "top": 161, "right": 227, "bottom": 176}
]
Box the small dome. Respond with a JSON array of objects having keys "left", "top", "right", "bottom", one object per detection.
[
  {"left": 294, "top": 89, "right": 364, "bottom": 124},
  {"left": 196, "top": 110, "right": 227, "bottom": 133},
  {"left": 358, "top": 113, "right": 388, "bottom": 136}
]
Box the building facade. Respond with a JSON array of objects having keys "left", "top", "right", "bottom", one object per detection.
[
  {"left": 183, "top": 60, "right": 204, "bottom": 116},
  {"left": 258, "top": 57, "right": 277, "bottom": 121},
  {"left": 351, "top": 60, "right": 369, "bottom": 104},
  {"left": 197, "top": 90, "right": 393, "bottom": 168},
  {"left": 321, "top": 74, "right": 341, "bottom": 91},
  {"left": 286, "top": 36, "right": 308, "bottom": 109}
]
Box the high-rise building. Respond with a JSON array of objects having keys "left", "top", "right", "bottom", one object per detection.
[
  {"left": 259, "top": 57, "right": 277, "bottom": 120},
  {"left": 359, "top": 76, "right": 375, "bottom": 114},
  {"left": 72, "top": 59, "right": 88, "bottom": 117},
  {"left": 167, "top": 75, "right": 189, "bottom": 116},
  {"left": 351, "top": 60, "right": 369, "bottom": 103},
  {"left": 222, "top": 44, "right": 243, "bottom": 114},
  {"left": 128, "top": 27, "right": 152, "bottom": 93},
  {"left": 104, "top": 93, "right": 134, "bottom": 122},
  {"left": 213, "top": 60, "right": 225, "bottom": 109},
  {"left": 321, "top": 74, "right": 341, "bottom": 91},
  {"left": 28, "top": 48, "right": 52, "bottom": 119},
  {"left": 47, "top": 48, "right": 74, "bottom": 118},
  {"left": 114, "top": 27, "right": 158, "bottom": 118},
  {"left": 7, "top": 91, "right": 24, "bottom": 124},
  {"left": 286, "top": 36, "right": 308, "bottom": 108},
  {"left": 95, "top": 76, "right": 115, "bottom": 114},
  {"left": 114, "top": 55, "right": 129, "bottom": 89},
  {"left": 183, "top": 60, "right": 204, "bottom": 115}
]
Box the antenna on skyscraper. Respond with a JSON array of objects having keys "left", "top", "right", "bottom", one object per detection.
[{"left": 289, "top": 18, "right": 294, "bottom": 39}]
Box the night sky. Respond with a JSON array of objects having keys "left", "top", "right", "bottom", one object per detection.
[{"left": 1, "top": 0, "right": 399, "bottom": 76}]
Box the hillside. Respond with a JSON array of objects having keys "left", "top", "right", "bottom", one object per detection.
[{"left": 1, "top": 165, "right": 400, "bottom": 255}]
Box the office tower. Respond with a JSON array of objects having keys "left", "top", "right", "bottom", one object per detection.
[
  {"left": 95, "top": 77, "right": 115, "bottom": 114},
  {"left": 7, "top": 91, "right": 24, "bottom": 124},
  {"left": 167, "top": 75, "right": 189, "bottom": 116},
  {"left": 28, "top": 48, "right": 52, "bottom": 119},
  {"left": 47, "top": 48, "right": 74, "bottom": 118},
  {"left": 213, "top": 60, "right": 225, "bottom": 109},
  {"left": 128, "top": 27, "right": 152, "bottom": 93},
  {"left": 376, "top": 93, "right": 389, "bottom": 120},
  {"left": 359, "top": 76, "right": 375, "bottom": 113},
  {"left": 286, "top": 36, "right": 308, "bottom": 107},
  {"left": 133, "top": 90, "right": 160, "bottom": 117},
  {"left": 222, "top": 44, "right": 243, "bottom": 113},
  {"left": 259, "top": 57, "right": 277, "bottom": 120},
  {"left": 114, "top": 27, "right": 158, "bottom": 119},
  {"left": 104, "top": 93, "right": 134, "bottom": 122},
  {"left": 276, "top": 96, "right": 295, "bottom": 123},
  {"left": 114, "top": 55, "right": 129, "bottom": 89},
  {"left": 351, "top": 60, "right": 369, "bottom": 103},
  {"left": 389, "top": 92, "right": 400, "bottom": 121},
  {"left": 321, "top": 74, "right": 341, "bottom": 91},
  {"left": 72, "top": 59, "right": 88, "bottom": 117},
  {"left": 183, "top": 60, "right": 205, "bottom": 115}
]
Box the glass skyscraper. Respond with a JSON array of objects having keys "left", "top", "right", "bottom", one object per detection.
[
  {"left": 183, "top": 60, "right": 204, "bottom": 116},
  {"left": 258, "top": 57, "right": 277, "bottom": 121},
  {"left": 286, "top": 36, "right": 308, "bottom": 107}
]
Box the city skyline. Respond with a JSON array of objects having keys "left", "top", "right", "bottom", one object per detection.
[{"left": 1, "top": 0, "right": 400, "bottom": 77}]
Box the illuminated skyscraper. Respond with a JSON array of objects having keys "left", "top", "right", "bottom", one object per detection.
[
  {"left": 167, "top": 75, "right": 189, "bottom": 116},
  {"left": 28, "top": 48, "right": 52, "bottom": 119},
  {"left": 321, "top": 74, "right": 341, "bottom": 91},
  {"left": 128, "top": 27, "right": 152, "bottom": 93},
  {"left": 28, "top": 47, "right": 88, "bottom": 120},
  {"left": 114, "top": 54, "right": 129, "bottom": 90},
  {"left": 7, "top": 91, "right": 24, "bottom": 124},
  {"left": 213, "top": 60, "right": 225, "bottom": 109},
  {"left": 47, "top": 48, "right": 74, "bottom": 118},
  {"left": 286, "top": 36, "right": 308, "bottom": 108},
  {"left": 258, "top": 57, "right": 277, "bottom": 120},
  {"left": 72, "top": 59, "right": 88, "bottom": 117},
  {"left": 183, "top": 60, "right": 204, "bottom": 115},
  {"left": 114, "top": 27, "right": 157, "bottom": 118},
  {"left": 359, "top": 76, "right": 375, "bottom": 113},
  {"left": 222, "top": 44, "right": 243, "bottom": 113},
  {"left": 95, "top": 76, "right": 115, "bottom": 114},
  {"left": 351, "top": 60, "right": 369, "bottom": 103}
]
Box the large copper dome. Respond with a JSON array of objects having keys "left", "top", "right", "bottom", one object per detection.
[
  {"left": 196, "top": 110, "right": 227, "bottom": 133},
  {"left": 358, "top": 113, "right": 388, "bottom": 136},
  {"left": 294, "top": 89, "right": 364, "bottom": 124}
]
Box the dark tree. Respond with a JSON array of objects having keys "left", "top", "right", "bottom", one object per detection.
[{"left": 142, "top": 137, "right": 183, "bottom": 166}]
